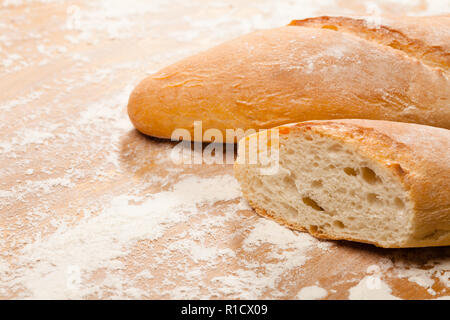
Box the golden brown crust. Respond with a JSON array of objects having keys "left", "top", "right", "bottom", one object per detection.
[
  {"left": 128, "top": 15, "right": 450, "bottom": 141},
  {"left": 235, "top": 119, "right": 450, "bottom": 248},
  {"left": 289, "top": 15, "right": 450, "bottom": 71}
]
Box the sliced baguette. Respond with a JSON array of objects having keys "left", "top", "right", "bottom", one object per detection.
[{"left": 234, "top": 119, "right": 450, "bottom": 248}]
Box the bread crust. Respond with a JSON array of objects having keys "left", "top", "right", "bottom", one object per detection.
[
  {"left": 128, "top": 16, "right": 450, "bottom": 141},
  {"left": 290, "top": 15, "right": 450, "bottom": 71},
  {"left": 234, "top": 120, "right": 450, "bottom": 248}
]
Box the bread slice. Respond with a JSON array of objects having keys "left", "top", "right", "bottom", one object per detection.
[
  {"left": 234, "top": 120, "right": 450, "bottom": 248},
  {"left": 128, "top": 15, "right": 450, "bottom": 141}
]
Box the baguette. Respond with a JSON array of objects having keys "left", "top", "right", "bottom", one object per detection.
[
  {"left": 128, "top": 15, "right": 450, "bottom": 141},
  {"left": 234, "top": 119, "right": 450, "bottom": 248}
]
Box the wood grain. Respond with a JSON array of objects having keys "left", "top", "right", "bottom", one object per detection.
[{"left": 0, "top": 0, "right": 448, "bottom": 299}]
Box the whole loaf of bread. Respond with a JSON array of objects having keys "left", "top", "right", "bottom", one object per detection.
[{"left": 128, "top": 15, "right": 450, "bottom": 141}]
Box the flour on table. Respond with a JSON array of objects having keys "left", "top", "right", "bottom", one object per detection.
[
  {"left": 296, "top": 285, "right": 328, "bottom": 300},
  {"left": 211, "top": 219, "right": 326, "bottom": 299},
  {"left": 1, "top": 0, "right": 449, "bottom": 300},
  {"left": 390, "top": 257, "right": 450, "bottom": 296},
  {"left": 1, "top": 174, "right": 243, "bottom": 299},
  {"left": 348, "top": 276, "right": 400, "bottom": 300}
]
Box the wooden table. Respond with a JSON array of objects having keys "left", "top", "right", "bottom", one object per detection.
[{"left": 0, "top": 0, "right": 449, "bottom": 299}]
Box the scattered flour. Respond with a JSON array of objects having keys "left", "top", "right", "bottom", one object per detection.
[
  {"left": 211, "top": 219, "right": 324, "bottom": 299},
  {"left": 391, "top": 257, "right": 450, "bottom": 296},
  {"left": 296, "top": 285, "right": 328, "bottom": 300},
  {"left": 3, "top": 174, "right": 242, "bottom": 299},
  {"left": 0, "top": 91, "right": 43, "bottom": 112},
  {"left": 348, "top": 276, "right": 400, "bottom": 300},
  {"left": 1, "top": 0, "right": 448, "bottom": 300}
]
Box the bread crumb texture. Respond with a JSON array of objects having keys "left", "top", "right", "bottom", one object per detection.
[{"left": 235, "top": 120, "right": 450, "bottom": 248}]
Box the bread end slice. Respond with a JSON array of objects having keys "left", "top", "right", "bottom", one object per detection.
[{"left": 234, "top": 120, "right": 450, "bottom": 248}]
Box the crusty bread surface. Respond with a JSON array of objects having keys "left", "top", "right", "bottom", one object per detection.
[
  {"left": 128, "top": 15, "right": 450, "bottom": 141},
  {"left": 234, "top": 119, "right": 450, "bottom": 248}
]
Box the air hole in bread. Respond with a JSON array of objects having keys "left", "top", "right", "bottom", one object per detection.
[
  {"left": 311, "top": 180, "right": 323, "bottom": 188},
  {"left": 283, "top": 175, "right": 296, "bottom": 187},
  {"left": 328, "top": 144, "right": 342, "bottom": 152},
  {"left": 367, "top": 193, "right": 382, "bottom": 206},
  {"left": 344, "top": 167, "right": 358, "bottom": 176},
  {"left": 282, "top": 203, "right": 298, "bottom": 218},
  {"left": 253, "top": 178, "right": 263, "bottom": 188},
  {"left": 334, "top": 220, "right": 345, "bottom": 228},
  {"left": 302, "top": 197, "right": 324, "bottom": 211},
  {"left": 361, "top": 167, "right": 381, "bottom": 184},
  {"left": 394, "top": 197, "right": 405, "bottom": 210}
]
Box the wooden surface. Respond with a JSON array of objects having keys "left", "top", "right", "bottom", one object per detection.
[{"left": 0, "top": 0, "right": 449, "bottom": 300}]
